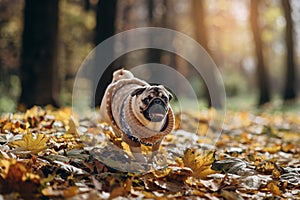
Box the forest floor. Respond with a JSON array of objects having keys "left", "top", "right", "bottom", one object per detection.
[{"left": 0, "top": 106, "right": 299, "bottom": 199}]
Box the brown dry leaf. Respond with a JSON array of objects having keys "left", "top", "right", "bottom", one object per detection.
[
  {"left": 124, "top": 177, "right": 132, "bottom": 193},
  {"left": 0, "top": 159, "right": 11, "bottom": 178},
  {"left": 281, "top": 171, "right": 300, "bottom": 186},
  {"left": 65, "top": 117, "right": 79, "bottom": 135},
  {"left": 282, "top": 143, "right": 296, "bottom": 152},
  {"left": 142, "top": 166, "right": 192, "bottom": 194},
  {"left": 255, "top": 160, "right": 283, "bottom": 176},
  {"left": 166, "top": 166, "right": 193, "bottom": 182},
  {"left": 267, "top": 181, "right": 282, "bottom": 196},
  {"left": 48, "top": 107, "right": 72, "bottom": 124},
  {"left": 211, "top": 157, "right": 248, "bottom": 175},
  {"left": 199, "top": 179, "right": 220, "bottom": 192},
  {"left": 1, "top": 120, "right": 29, "bottom": 135},
  {"left": 12, "top": 161, "right": 39, "bottom": 181},
  {"left": 63, "top": 186, "right": 79, "bottom": 198},
  {"left": 0, "top": 159, "right": 40, "bottom": 199},
  {"left": 53, "top": 160, "right": 88, "bottom": 175},
  {"left": 151, "top": 166, "right": 192, "bottom": 181},
  {"left": 42, "top": 186, "right": 79, "bottom": 198},
  {"left": 24, "top": 106, "right": 46, "bottom": 119},
  {"left": 153, "top": 179, "right": 186, "bottom": 193},
  {"left": 109, "top": 187, "right": 126, "bottom": 199},
  {"left": 41, "top": 187, "right": 61, "bottom": 197},
  {"left": 1, "top": 121, "right": 13, "bottom": 132},
  {"left": 24, "top": 106, "right": 46, "bottom": 128},
  {"left": 182, "top": 148, "right": 216, "bottom": 178},
  {"left": 220, "top": 189, "right": 243, "bottom": 200},
  {"left": 10, "top": 131, "right": 48, "bottom": 154},
  {"left": 0, "top": 159, "right": 40, "bottom": 182},
  {"left": 261, "top": 144, "right": 281, "bottom": 154}
]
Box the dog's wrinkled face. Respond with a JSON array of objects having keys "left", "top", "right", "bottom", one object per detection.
[{"left": 131, "top": 85, "right": 173, "bottom": 122}]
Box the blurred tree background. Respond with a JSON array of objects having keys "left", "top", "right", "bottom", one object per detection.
[{"left": 0, "top": 0, "right": 299, "bottom": 113}]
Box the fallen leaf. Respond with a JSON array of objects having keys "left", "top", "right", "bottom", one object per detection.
[
  {"left": 220, "top": 189, "right": 243, "bottom": 200},
  {"left": 0, "top": 159, "right": 40, "bottom": 199},
  {"left": 199, "top": 179, "right": 220, "bottom": 192},
  {"left": 66, "top": 117, "right": 79, "bottom": 135},
  {"left": 166, "top": 166, "right": 193, "bottom": 182},
  {"left": 53, "top": 160, "right": 89, "bottom": 175},
  {"left": 42, "top": 186, "right": 79, "bottom": 198},
  {"left": 153, "top": 179, "right": 187, "bottom": 192},
  {"left": 255, "top": 160, "right": 284, "bottom": 176},
  {"left": 281, "top": 143, "right": 296, "bottom": 153},
  {"left": 10, "top": 131, "right": 48, "bottom": 154},
  {"left": 280, "top": 169, "right": 300, "bottom": 186},
  {"left": 240, "top": 175, "right": 268, "bottom": 190},
  {"left": 124, "top": 177, "right": 132, "bottom": 193},
  {"left": 261, "top": 144, "right": 281, "bottom": 154},
  {"left": 63, "top": 186, "right": 79, "bottom": 198},
  {"left": 212, "top": 157, "right": 251, "bottom": 175},
  {"left": 142, "top": 166, "right": 192, "bottom": 194},
  {"left": 267, "top": 181, "right": 282, "bottom": 196},
  {"left": 182, "top": 148, "right": 216, "bottom": 178},
  {"left": 109, "top": 187, "right": 126, "bottom": 199}
]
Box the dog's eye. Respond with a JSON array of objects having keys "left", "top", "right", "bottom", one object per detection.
[
  {"left": 143, "top": 98, "right": 150, "bottom": 104},
  {"left": 162, "top": 96, "right": 168, "bottom": 102}
]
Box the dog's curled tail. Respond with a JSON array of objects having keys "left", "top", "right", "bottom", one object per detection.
[{"left": 112, "top": 68, "right": 134, "bottom": 82}]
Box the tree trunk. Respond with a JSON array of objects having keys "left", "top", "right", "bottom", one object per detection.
[
  {"left": 95, "top": 0, "right": 117, "bottom": 46},
  {"left": 94, "top": 0, "right": 118, "bottom": 107},
  {"left": 282, "top": 0, "right": 297, "bottom": 101},
  {"left": 250, "top": 0, "right": 270, "bottom": 105},
  {"left": 146, "top": 0, "right": 165, "bottom": 64},
  {"left": 19, "top": 0, "right": 59, "bottom": 109},
  {"left": 84, "top": 0, "right": 90, "bottom": 11},
  {"left": 192, "top": 0, "right": 212, "bottom": 107}
]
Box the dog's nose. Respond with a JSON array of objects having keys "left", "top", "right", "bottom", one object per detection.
[{"left": 153, "top": 99, "right": 161, "bottom": 104}]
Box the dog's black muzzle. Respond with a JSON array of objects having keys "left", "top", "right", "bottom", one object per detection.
[{"left": 143, "top": 98, "right": 168, "bottom": 122}]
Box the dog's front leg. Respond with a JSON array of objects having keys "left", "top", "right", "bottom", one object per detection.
[
  {"left": 122, "top": 134, "right": 146, "bottom": 162},
  {"left": 151, "top": 139, "right": 163, "bottom": 160}
]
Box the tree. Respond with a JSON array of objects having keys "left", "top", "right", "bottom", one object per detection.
[
  {"left": 250, "top": 0, "right": 271, "bottom": 105},
  {"left": 281, "top": 0, "right": 297, "bottom": 101},
  {"left": 192, "top": 0, "right": 213, "bottom": 107},
  {"left": 19, "top": 0, "right": 60, "bottom": 109},
  {"left": 146, "top": 0, "right": 168, "bottom": 64},
  {"left": 94, "top": 0, "right": 118, "bottom": 107},
  {"left": 84, "top": 0, "right": 91, "bottom": 11}
]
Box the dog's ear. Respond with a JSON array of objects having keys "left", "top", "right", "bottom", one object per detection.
[
  {"left": 131, "top": 87, "right": 146, "bottom": 97},
  {"left": 168, "top": 91, "right": 173, "bottom": 101}
]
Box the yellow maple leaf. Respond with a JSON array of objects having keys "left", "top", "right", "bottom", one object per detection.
[
  {"left": 10, "top": 131, "right": 48, "bottom": 154},
  {"left": 182, "top": 148, "right": 216, "bottom": 178}
]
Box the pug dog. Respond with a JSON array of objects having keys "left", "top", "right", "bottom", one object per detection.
[{"left": 99, "top": 69, "right": 174, "bottom": 161}]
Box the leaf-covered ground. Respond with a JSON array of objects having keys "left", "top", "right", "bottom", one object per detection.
[{"left": 0, "top": 106, "right": 299, "bottom": 199}]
